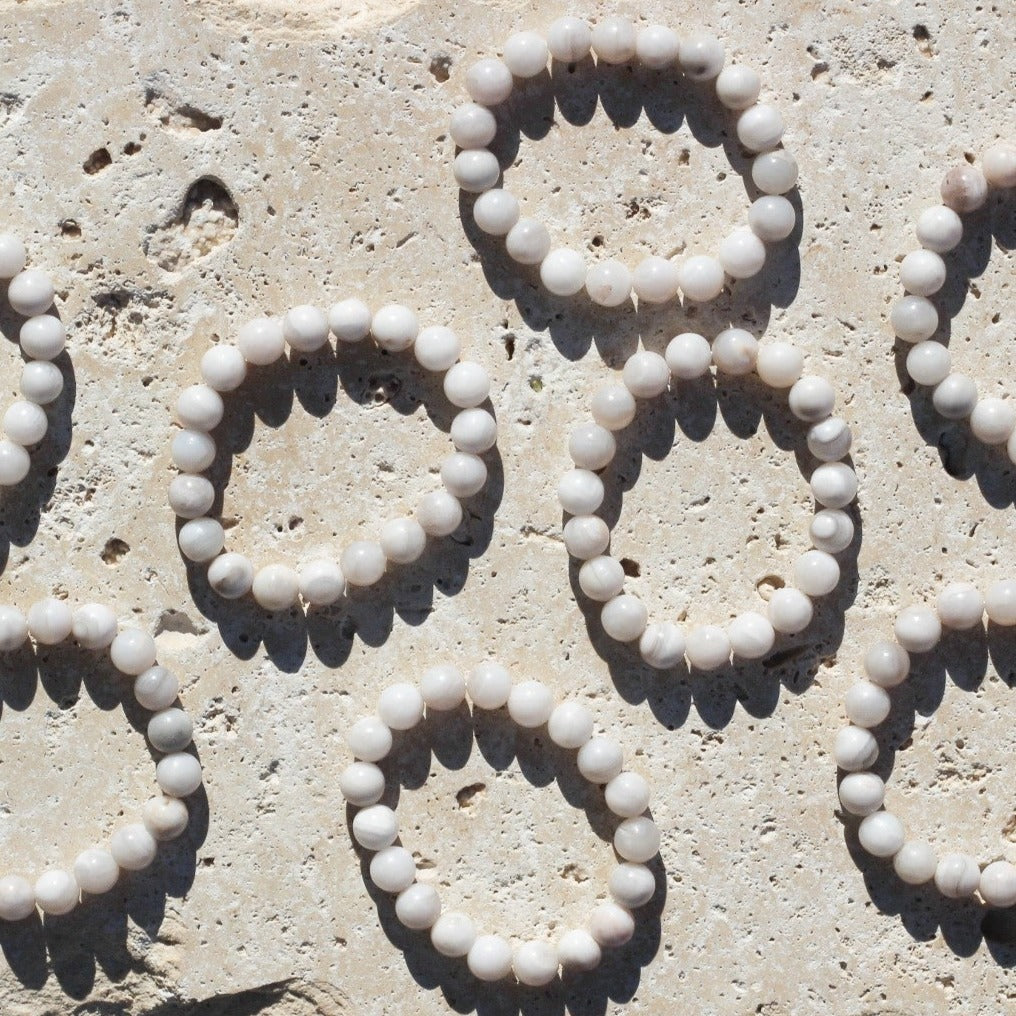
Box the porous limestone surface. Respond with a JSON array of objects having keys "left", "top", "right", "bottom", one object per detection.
[{"left": 0, "top": 0, "right": 1014, "bottom": 1013}]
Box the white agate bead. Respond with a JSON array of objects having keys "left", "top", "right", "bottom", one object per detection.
[
  {"left": 807, "top": 417, "right": 852, "bottom": 461},
  {"left": 3, "top": 402, "right": 47, "bottom": 446},
  {"left": 467, "top": 661, "right": 512, "bottom": 710},
  {"left": 169, "top": 474, "right": 214, "bottom": 519},
  {"left": 900, "top": 249, "right": 947, "bottom": 296},
  {"left": 579, "top": 556, "right": 625, "bottom": 602},
  {"left": 809, "top": 509, "right": 854, "bottom": 554},
  {"left": 678, "top": 34, "right": 724, "bottom": 80},
  {"left": 340, "top": 761, "right": 386, "bottom": 807},
  {"left": 905, "top": 341, "right": 951, "bottom": 386},
  {"left": 0, "top": 876, "right": 35, "bottom": 921},
  {"left": 156, "top": 752, "right": 202, "bottom": 797},
  {"left": 379, "top": 517, "right": 427, "bottom": 565},
  {"left": 890, "top": 295, "right": 938, "bottom": 343},
  {"left": 0, "top": 444, "right": 30, "bottom": 484},
  {"left": 142, "top": 795, "right": 189, "bottom": 841},
  {"left": 0, "top": 234, "right": 27, "bottom": 277},
  {"left": 857, "top": 811, "right": 904, "bottom": 858},
  {"left": 507, "top": 680, "right": 554, "bottom": 727},
  {"left": 558, "top": 469, "right": 604, "bottom": 515},
  {"left": 557, "top": 928, "right": 602, "bottom": 971},
  {"left": 547, "top": 16, "right": 592, "bottom": 63},
  {"left": 577, "top": 736, "right": 623, "bottom": 784},
  {"left": 540, "top": 248, "right": 587, "bottom": 296},
  {"left": 35, "top": 870, "right": 78, "bottom": 915},
  {"left": 414, "top": 326, "right": 460, "bottom": 371},
  {"left": 789, "top": 376, "right": 835, "bottom": 422},
  {"left": 605, "top": 773, "right": 651, "bottom": 818},
  {"left": 767, "top": 587, "right": 813, "bottom": 634},
  {"left": 467, "top": 934, "right": 514, "bottom": 981},
  {"left": 980, "top": 861, "right": 1016, "bottom": 908},
  {"left": 983, "top": 142, "right": 1016, "bottom": 188},
  {"left": 396, "top": 884, "right": 442, "bottom": 930},
  {"left": 453, "top": 149, "right": 500, "bottom": 193},
  {"left": 441, "top": 452, "right": 487, "bottom": 498},
  {"left": 863, "top": 641, "right": 909, "bottom": 688},
  {"left": 328, "top": 298, "right": 372, "bottom": 343},
  {"left": 940, "top": 164, "right": 987, "bottom": 213},
  {"left": 348, "top": 716, "right": 393, "bottom": 762},
  {"left": 298, "top": 559, "right": 345, "bottom": 606},
  {"left": 341, "top": 541, "right": 387, "bottom": 587},
  {"left": 73, "top": 848, "right": 120, "bottom": 895},
  {"left": 282, "top": 304, "right": 330, "bottom": 352},
  {"left": 601, "top": 595, "right": 648, "bottom": 642},
  {"left": 665, "top": 332, "right": 712, "bottom": 379},
  {"left": 547, "top": 701, "right": 594, "bottom": 749},
  {"left": 451, "top": 408, "right": 497, "bottom": 453},
  {"left": 715, "top": 65, "right": 761, "bottom": 110},
  {"left": 134, "top": 666, "right": 179, "bottom": 711},
  {"left": 418, "top": 490, "right": 462, "bottom": 537},
  {"left": 473, "top": 189, "right": 520, "bottom": 236},
  {"left": 444, "top": 362, "right": 490, "bottom": 409},
  {"left": 588, "top": 902, "right": 635, "bottom": 948},
  {"left": 608, "top": 863, "right": 656, "bottom": 908},
  {"left": 970, "top": 397, "right": 1016, "bottom": 444},
  {"left": 936, "top": 582, "right": 984, "bottom": 629},
  {"left": 916, "top": 204, "right": 963, "bottom": 253},
  {"left": 200, "top": 345, "right": 247, "bottom": 392},
  {"left": 838, "top": 772, "right": 885, "bottom": 817},
  {"left": 677, "top": 255, "right": 725, "bottom": 302},
  {"left": 810, "top": 462, "right": 857, "bottom": 509},
  {"left": 569, "top": 423, "right": 615, "bottom": 470},
  {"left": 622, "top": 351, "right": 669, "bottom": 398},
  {"left": 371, "top": 304, "right": 418, "bottom": 353},
  {"left": 614, "top": 816, "right": 660, "bottom": 862},
  {"left": 631, "top": 255, "right": 679, "bottom": 303},
  {"left": 465, "top": 58, "right": 513, "bottom": 106},
  {"left": 986, "top": 580, "right": 1016, "bottom": 626},
  {"left": 591, "top": 384, "right": 636, "bottom": 431},
  {"left": 794, "top": 549, "right": 840, "bottom": 597},
  {"left": 110, "top": 824, "right": 157, "bottom": 871},
  {"left": 636, "top": 24, "right": 680, "bottom": 68},
  {"left": 844, "top": 681, "right": 891, "bottom": 728},
  {"left": 748, "top": 196, "right": 796, "bottom": 242},
  {"left": 171, "top": 429, "right": 215, "bottom": 472},
  {"left": 685, "top": 625, "right": 730, "bottom": 670},
  {"left": 894, "top": 604, "right": 941, "bottom": 653},
  {"left": 591, "top": 16, "right": 637, "bottom": 65},
  {"left": 378, "top": 683, "right": 425, "bottom": 730},
  {"left": 893, "top": 841, "right": 938, "bottom": 885},
  {"left": 147, "top": 708, "right": 193, "bottom": 752},
  {"left": 28, "top": 597, "right": 73, "bottom": 645},
  {"left": 932, "top": 373, "right": 978, "bottom": 420},
  {"left": 370, "top": 846, "right": 416, "bottom": 893},
  {"left": 638, "top": 621, "right": 686, "bottom": 669},
  {"left": 175, "top": 384, "right": 223, "bottom": 432},
  {"left": 431, "top": 911, "right": 477, "bottom": 957},
  {"left": 726, "top": 611, "right": 775, "bottom": 660},
  {"left": 207, "top": 552, "right": 254, "bottom": 599},
  {"left": 502, "top": 31, "right": 548, "bottom": 78},
  {"left": 506, "top": 218, "right": 551, "bottom": 265},
  {"left": 934, "top": 853, "right": 981, "bottom": 899},
  {"left": 717, "top": 228, "right": 765, "bottom": 279},
  {"left": 712, "top": 327, "right": 758, "bottom": 375},
  {"left": 513, "top": 941, "right": 559, "bottom": 987},
  {"left": 0, "top": 606, "right": 28, "bottom": 651},
  {"left": 352, "top": 804, "right": 399, "bottom": 851},
  {"left": 8, "top": 269, "right": 54, "bottom": 316},
  {"left": 20, "top": 361, "right": 64, "bottom": 405},
  {"left": 449, "top": 103, "right": 497, "bottom": 149},
  {"left": 755, "top": 341, "right": 803, "bottom": 388},
  {"left": 421, "top": 664, "right": 466, "bottom": 710},
  {"left": 736, "top": 104, "right": 784, "bottom": 152},
  {"left": 237, "top": 317, "right": 285, "bottom": 365},
  {"left": 751, "top": 151, "right": 798, "bottom": 194},
  {"left": 585, "top": 260, "right": 632, "bottom": 307},
  {"left": 20, "top": 315, "right": 66, "bottom": 360}
]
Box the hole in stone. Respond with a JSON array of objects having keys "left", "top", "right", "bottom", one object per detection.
[
  {"left": 503, "top": 333, "right": 516, "bottom": 360},
  {"left": 455, "top": 782, "right": 486, "bottom": 808},
  {"left": 620, "top": 558, "right": 640, "bottom": 577},
  {"left": 83, "top": 148, "right": 112, "bottom": 175},
  {"left": 60, "top": 219, "right": 81, "bottom": 238},
  {"left": 100, "top": 537, "right": 130, "bottom": 565},
  {"left": 429, "top": 55, "right": 451, "bottom": 82},
  {"left": 123, "top": 140, "right": 142, "bottom": 155}
]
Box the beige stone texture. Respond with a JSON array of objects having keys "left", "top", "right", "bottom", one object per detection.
[{"left": 0, "top": 0, "right": 1014, "bottom": 1012}]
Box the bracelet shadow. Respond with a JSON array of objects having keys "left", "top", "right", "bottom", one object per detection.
[
  {"left": 893, "top": 187, "right": 1016, "bottom": 509},
  {"left": 177, "top": 336, "right": 504, "bottom": 672},
  {"left": 565, "top": 369, "right": 861, "bottom": 731},
  {"left": 0, "top": 638, "right": 207, "bottom": 996},
  {"left": 457, "top": 57, "right": 803, "bottom": 367},
  {"left": 345, "top": 702, "right": 665, "bottom": 1016},
  {"left": 837, "top": 620, "right": 1016, "bottom": 963}
]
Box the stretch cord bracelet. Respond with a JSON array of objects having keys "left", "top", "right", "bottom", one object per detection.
[
  {"left": 451, "top": 16, "right": 799, "bottom": 308},
  {"left": 892, "top": 141, "right": 1016, "bottom": 452},
  {"left": 0, "top": 599, "right": 201, "bottom": 921},
  {"left": 0, "top": 234, "right": 69, "bottom": 486},
  {"left": 169, "top": 300, "right": 498, "bottom": 609},
  {"left": 559, "top": 333, "right": 857, "bottom": 670},
  {"left": 835, "top": 580, "right": 1016, "bottom": 907},
  {"left": 342, "top": 664, "right": 661, "bottom": 985}
]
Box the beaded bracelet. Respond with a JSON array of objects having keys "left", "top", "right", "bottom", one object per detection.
[
  {"left": 342, "top": 664, "right": 661, "bottom": 985},
  {"left": 169, "top": 300, "right": 498, "bottom": 609},
  {"left": 559, "top": 334, "right": 857, "bottom": 670},
  {"left": 451, "top": 17, "right": 798, "bottom": 308},
  {"left": 835, "top": 580, "right": 1016, "bottom": 907},
  {"left": 893, "top": 141, "right": 1016, "bottom": 451},
  {"left": 0, "top": 600, "right": 201, "bottom": 921},
  {"left": 0, "top": 234, "right": 69, "bottom": 486}
]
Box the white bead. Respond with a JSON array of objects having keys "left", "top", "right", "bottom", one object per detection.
[
  {"left": 298, "top": 559, "right": 345, "bottom": 606},
  {"left": 134, "top": 666, "right": 179, "bottom": 710},
  {"left": 557, "top": 928, "right": 602, "bottom": 971},
  {"left": 789, "top": 376, "right": 835, "bottom": 422},
  {"left": 622, "top": 351, "right": 669, "bottom": 398},
  {"left": 465, "top": 58, "right": 514, "bottom": 106},
  {"left": 340, "top": 761, "right": 386, "bottom": 807},
  {"left": 613, "top": 816, "right": 660, "bottom": 863},
  {"left": 905, "top": 341, "right": 951, "bottom": 386},
  {"left": 547, "top": 17, "right": 592, "bottom": 63},
  {"left": 605, "top": 773, "right": 651, "bottom": 818},
  {"left": 251, "top": 564, "right": 301, "bottom": 611},
  {"left": 591, "top": 384, "right": 636, "bottom": 431},
  {"left": 890, "top": 295, "right": 938, "bottom": 343},
  {"left": 473, "top": 189, "right": 520, "bottom": 236},
  {"left": 569, "top": 422, "right": 615, "bottom": 470},
  {"left": 502, "top": 31, "right": 548, "bottom": 78},
  {"left": 807, "top": 418, "right": 852, "bottom": 461},
  {"left": 443, "top": 362, "right": 490, "bottom": 408},
  {"left": 110, "top": 824, "right": 158, "bottom": 871},
  {"left": 441, "top": 452, "right": 487, "bottom": 498},
  {"left": 8, "top": 269, "right": 54, "bottom": 316},
  {"left": 200, "top": 344, "right": 247, "bottom": 392},
  {"left": 665, "top": 332, "right": 712, "bottom": 379},
  {"left": 0, "top": 233, "right": 27, "bottom": 277},
  {"left": 0, "top": 875, "right": 35, "bottom": 921},
  {"left": 431, "top": 911, "right": 477, "bottom": 957},
  {"left": 175, "top": 384, "right": 223, "bottom": 431},
  {"left": 934, "top": 853, "right": 981, "bottom": 899},
  {"left": 585, "top": 260, "right": 632, "bottom": 307},
  {"left": 737, "top": 104, "right": 784, "bottom": 152},
  {"left": 547, "top": 701, "right": 594, "bottom": 749},
  {"left": 591, "top": 16, "right": 636, "bottom": 65},
  {"left": 20, "top": 315, "right": 66, "bottom": 360},
  {"left": 678, "top": 33, "right": 724, "bottom": 80},
  {"left": 755, "top": 341, "right": 803, "bottom": 388},
  {"left": 971, "top": 397, "right": 1016, "bottom": 444},
  {"left": 156, "top": 752, "right": 202, "bottom": 797},
  {"left": 328, "top": 298, "right": 373, "bottom": 343},
  {"left": 916, "top": 204, "right": 963, "bottom": 253},
  {"left": 451, "top": 408, "right": 497, "bottom": 453},
  {"left": 936, "top": 581, "right": 984, "bottom": 629},
  {"left": 941, "top": 164, "right": 988, "bottom": 213},
  {"left": 169, "top": 474, "right": 214, "bottom": 519},
  {"left": 513, "top": 941, "right": 559, "bottom": 987},
  {"left": 414, "top": 326, "right": 461, "bottom": 371},
  {"left": 809, "top": 509, "right": 854, "bottom": 554},
  {"left": 340, "top": 541, "right": 387, "bottom": 586},
  {"left": 28, "top": 597, "right": 73, "bottom": 644},
  {"left": 601, "top": 595, "right": 648, "bottom": 642},
  {"left": 983, "top": 142, "right": 1016, "bottom": 188},
  {"left": 20, "top": 361, "right": 64, "bottom": 405},
  {"left": 685, "top": 625, "right": 731, "bottom": 670},
  {"left": 751, "top": 151, "right": 798, "bottom": 194},
  {"left": 449, "top": 103, "right": 497, "bottom": 149},
  {"left": 507, "top": 680, "right": 554, "bottom": 727},
  {"left": 718, "top": 228, "right": 765, "bottom": 279},
  {"left": 636, "top": 24, "right": 680, "bottom": 68},
  {"left": 379, "top": 517, "right": 427, "bottom": 565},
  {"left": 207, "top": 552, "right": 254, "bottom": 599},
  {"left": 347, "top": 716, "right": 393, "bottom": 762},
  {"left": 677, "top": 255, "right": 725, "bottom": 302},
  {"left": 110, "top": 628, "right": 157, "bottom": 676},
  {"left": 0, "top": 400, "right": 46, "bottom": 448},
  {"left": 453, "top": 149, "right": 500, "bottom": 193},
  {"left": 577, "top": 736, "right": 623, "bottom": 784},
  {"left": 980, "top": 861, "right": 1016, "bottom": 908},
  {"left": 558, "top": 469, "right": 604, "bottom": 515},
  {"left": 933, "top": 373, "right": 978, "bottom": 419},
  {"left": 540, "top": 248, "right": 587, "bottom": 296},
  {"left": 794, "top": 549, "right": 840, "bottom": 597},
  {"left": 579, "top": 556, "right": 625, "bottom": 602},
  {"left": 844, "top": 681, "right": 891, "bottom": 728},
  {"left": 589, "top": 902, "right": 635, "bottom": 948},
  {"left": 837, "top": 772, "right": 885, "bottom": 817},
  {"left": 893, "top": 841, "right": 938, "bottom": 885},
  {"left": 371, "top": 304, "right": 418, "bottom": 353},
  {"left": 420, "top": 664, "right": 466, "bottom": 710},
  {"left": 608, "top": 863, "right": 656, "bottom": 908},
  {"left": 506, "top": 217, "right": 551, "bottom": 265},
  {"left": 894, "top": 604, "right": 941, "bottom": 653},
  {"left": 282, "top": 304, "right": 330, "bottom": 353},
  {"left": 631, "top": 255, "right": 679, "bottom": 303},
  {"left": 417, "top": 490, "right": 462, "bottom": 537},
  {"left": 748, "top": 195, "right": 796, "bottom": 242},
  {"left": 142, "top": 795, "right": 190, "bottom": 841},
  {"left": 986, "top": 580, "right": 1016, "bottom": 625},
  {"left": 467, "top": 661, "right": 513, "bottom": 710},
  {"left": 467, "top": 934, "right": 513, "bottom": 981},
  {"left": 237, "top": 317, "right": 285, "bottom": 365},
  {"left": 639, "top": 621, "right": 687, "bottom": 669},
  {"left": 712, "top": 327, "right": 758, "bottom": 375},
  {"left": 715, "top": 65, "right": 761, "bottom": 109},
  {"left": 369, "top": 846, "right": 416, "bottom": 893},
  {"left": 352, "top": 804, "right": 399, "bottom": 850},
  {"left": 171, "top": 429, "right": 216, "bottom": 472},
  {"left": 857, "top": 811, "right": 904, "bottom": 858},
  {"left": 726, "top": 611, "right": 775, "bottom": 660},
  {"left": 810, "top": 462, "right": 857, "bottom": 509},
  {"left": 0, "top": 606, "right": 28, "bottom": 651},
  {"left": 767, "top": 587, "right": 813, "bottom": 634},
  {"left": 863, "top": 641, "right": 910, "bottom": 688},
  {"left": 34, "top": 870, "right": 78, "bottom": 915},
  {"left": 899, "top": 249, "right": 947, "bottom": 296},
  {"left": 396, "top": 884, "right": 442, "bottom": 930},
  {"left": 73, "top": 848, "right": 120, "bottom": 895}
]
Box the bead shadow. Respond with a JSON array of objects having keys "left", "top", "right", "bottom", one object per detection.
[
  {"left": 179, "top": 338, "right": 504, "bottom": 672},
  {"left": 0, "top": 293, "right": 76, "bottom": 576},
  {"left": 894, "top": 187, "right": 1016, "bottom": 509},
  {"left": 838, "top": 620, "right": 1016, "bottom": 963},
  {"left": 458, "top": 56, "right": 803, "bottom": 366},
  {"left": 565, "top": 370, "right": 861, "bottom": 731},
  {"left": 0, "top": 638, "right": 206, "bottom": 994},
  {"left": 345, "top": 700, "right": 665, "bottom": 1016}
]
